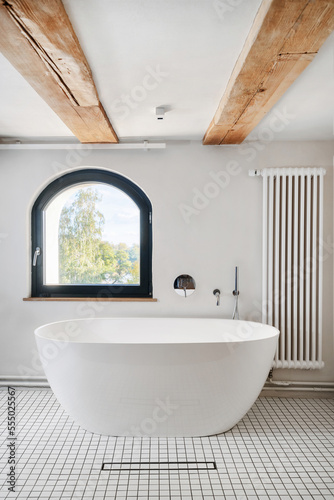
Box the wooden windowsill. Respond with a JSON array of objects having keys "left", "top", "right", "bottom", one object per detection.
[{"left": 23, "top": 297, "right": 158, "bottom": 302}]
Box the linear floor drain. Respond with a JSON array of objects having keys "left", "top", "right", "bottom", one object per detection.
[{"left": 102, "top": 461, "right": 216, "bottom": 472}]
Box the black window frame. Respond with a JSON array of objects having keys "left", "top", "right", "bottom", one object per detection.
[{"left": 31, "top": 169, "right": 153, "bottom": 298}]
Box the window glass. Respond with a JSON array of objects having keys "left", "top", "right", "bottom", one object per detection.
[{"left": 45, "top": 183, "right": 140, "bottom": 286}]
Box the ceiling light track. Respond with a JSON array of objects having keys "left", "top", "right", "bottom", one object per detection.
[{"left": 0, "top": 141, "right": 166, "bottom": 151}]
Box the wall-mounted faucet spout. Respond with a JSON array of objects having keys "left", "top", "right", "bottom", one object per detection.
[{"left": 213, "top": 289, "right": 220, "bottom": 306}]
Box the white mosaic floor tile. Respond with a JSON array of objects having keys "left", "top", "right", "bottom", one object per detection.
[{"left": 0, "top": 389, "right": 333, "bottom": 499}]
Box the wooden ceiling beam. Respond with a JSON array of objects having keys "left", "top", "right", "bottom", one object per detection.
[
  {"left": 0, "top": 0, "right": 118, "bottom": 143},
  {"left": 203, "top": 0, "right": 334, "bottom": 145}
]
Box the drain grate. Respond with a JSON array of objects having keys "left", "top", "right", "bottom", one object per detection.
[{"left": 102, "top": 461, "right": 216, "bottom": 472}]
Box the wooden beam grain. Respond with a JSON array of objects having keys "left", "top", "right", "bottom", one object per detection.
[
  {"left": 203, "top": 0, "right": 334, "bottom": 145},
  {"left": 0, "top": 0, "right": 118, "bottom": 143}
]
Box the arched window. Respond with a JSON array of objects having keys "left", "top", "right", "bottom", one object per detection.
[{"left": 31, "top": 169, "right": 152, "bottom": 298}]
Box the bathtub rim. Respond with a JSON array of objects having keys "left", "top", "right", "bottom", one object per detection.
[{"left": 34, "top": 317, "right": 280, "bottom": 345}]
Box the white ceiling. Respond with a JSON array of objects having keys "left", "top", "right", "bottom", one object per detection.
[
  {"left": 0, "top": 52, "right": 73, "bottom": 138},
  {"left": 0, "top": 0, "right": 333, "bottom": 142}
]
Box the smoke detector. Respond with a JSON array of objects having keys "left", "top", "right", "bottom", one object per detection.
[{"left": 155, "top": 107, "right": 165, "bottom": 120}]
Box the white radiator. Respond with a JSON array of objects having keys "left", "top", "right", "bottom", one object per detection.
[{"left": 255, "top": 167, "right": 326, "bottom": 369}]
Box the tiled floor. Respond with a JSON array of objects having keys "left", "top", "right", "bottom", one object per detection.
[{"left": 0, "top": 389, "right": 333, "bottom": 499}]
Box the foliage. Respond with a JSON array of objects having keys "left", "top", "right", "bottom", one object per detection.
[{"left": 58, "top": 188, "right": 139, "bottom": 284}]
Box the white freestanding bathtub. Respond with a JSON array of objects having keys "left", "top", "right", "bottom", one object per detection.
[{"left": 34, "top": 318, "right": 279, "bottom": 437}]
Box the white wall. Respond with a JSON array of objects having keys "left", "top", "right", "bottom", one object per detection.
[{"left": 0, "top": 140, "right": 333, "bottom": 382}]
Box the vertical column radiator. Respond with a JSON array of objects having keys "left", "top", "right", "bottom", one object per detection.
[{"left": 260, "top": 167, "right": 326, "bottom": 369}]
